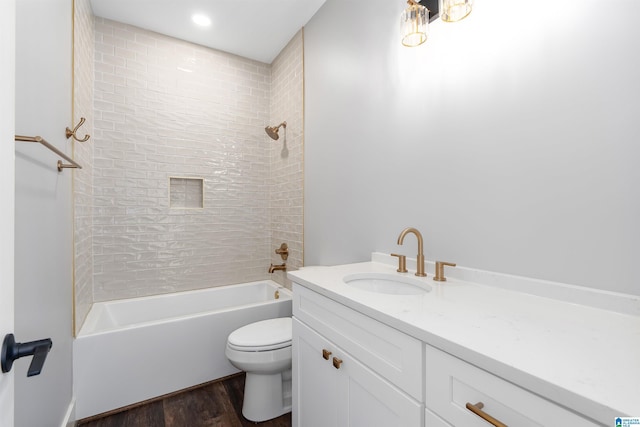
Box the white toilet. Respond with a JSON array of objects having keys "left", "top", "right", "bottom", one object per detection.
[{"left": 225, "top": 317, "right": 292, "bottom": 422}]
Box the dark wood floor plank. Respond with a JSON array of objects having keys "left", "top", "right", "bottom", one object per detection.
[
  {"left": 221, "top": 374, "right": 247, "bottom": 423},
  {"left": 78, "top": 374, "right": 291, "bottom": 427},
  {"left": 79, "top": 400, "right": 165, "bottom": 427},
  {"left": 164, "top": 381, "right": 241, "bottom": 427}
]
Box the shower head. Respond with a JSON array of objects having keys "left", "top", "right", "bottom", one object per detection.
[{"left": 265, "top": 121, "right": 287, "bottom": 140}]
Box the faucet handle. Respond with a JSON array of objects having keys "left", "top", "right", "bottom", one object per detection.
[
  {"left": 390, "top": 253, "right": 408, "bottom": 273},
  {"left": 275, "top": 243, "right": 289, "bottom": 260},
  {"left": 434, "top": 261, "right": 456, "bottom": 282}
]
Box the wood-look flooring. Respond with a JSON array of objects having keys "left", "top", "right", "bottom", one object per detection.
[{"left": 77, "top": 374, "right": 291, "bottom": 427}]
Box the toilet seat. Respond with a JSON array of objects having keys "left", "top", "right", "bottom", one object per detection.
[
  {"left": 227, "top": 341, "right": 291, "bottom": 352},
  {"left": 227, "top": 317, "right": 292, "bottom": 352}
]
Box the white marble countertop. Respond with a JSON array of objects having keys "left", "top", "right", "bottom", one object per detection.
[{"left": 288, "top": 255, "right": 640, "bottom": 424}]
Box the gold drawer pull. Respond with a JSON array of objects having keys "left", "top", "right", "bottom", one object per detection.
[
  {"left": 322, "top": 349, "right": 332, "bottom": 360},
  {"left": 465, "top": 402, "right": 508, "bottom": 427},
  {"left": 332, "top": 357, "right": 343, "bottom": 369}
]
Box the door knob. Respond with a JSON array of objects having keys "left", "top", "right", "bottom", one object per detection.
[{"left": 1, "top": 333, "right": 53, "bottom": 377}]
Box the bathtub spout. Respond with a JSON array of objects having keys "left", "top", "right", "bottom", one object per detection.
[{"left": 269, "top": 263, "right": 286, "bottom": 273}]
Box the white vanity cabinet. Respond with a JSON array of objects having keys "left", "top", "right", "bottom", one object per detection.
[
  {"left": 292, "top": 284, "right": 423, "bottom": 427},
  {"left": 289, "top": 260, "right": 633, "bottom": 426}
]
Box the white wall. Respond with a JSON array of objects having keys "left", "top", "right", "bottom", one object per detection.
[
  {"left": 0, "top": 1, "right": 16, "bottom": 425},
  {"left": 304, "top": 0, "right": 640, "bottom": 295},
  {"left": 14, "top": 0, "right": 74, "bottom": 425}
]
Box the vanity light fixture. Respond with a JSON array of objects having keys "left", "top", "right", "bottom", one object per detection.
[
  {"left": 401, "top": 0, "right": 473, "bottom": 46},
  {"left": 440, "top": 0, "right": 473, "bottom": 22},
  {"left": 401, "top": 0, "right": 429, "bottom": 47},
  {"left": 191, "top": 13, "right": 211, "bottom": 27}
]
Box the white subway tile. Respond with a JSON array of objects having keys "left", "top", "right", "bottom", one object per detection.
[{"left": 84, "top": 19, "right": 301, "bottom": 300}]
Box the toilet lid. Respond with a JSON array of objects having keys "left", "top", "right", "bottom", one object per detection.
[{"left": 227, "top": 317, "right": 292, "bottom": 352}]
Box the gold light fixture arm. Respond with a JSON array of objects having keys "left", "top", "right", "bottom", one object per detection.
[{"left": 65, "top": 117, "right": 91, "bottom": 142}]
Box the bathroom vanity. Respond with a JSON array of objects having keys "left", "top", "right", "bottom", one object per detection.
[
  {"left": 293, "top": 284, "right": 422, "bottom": 426},
  {"left": 289, "top": 254, "right": 639, "bottom": 427}
]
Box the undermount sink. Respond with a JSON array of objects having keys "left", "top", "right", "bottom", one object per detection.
[{"left": 343, "top": 273, "right": 431, "bottom": 295}]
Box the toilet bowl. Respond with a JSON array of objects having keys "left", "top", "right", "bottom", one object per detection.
[{"left": 225, "top": 317, "right": 292, "bottom": 422}]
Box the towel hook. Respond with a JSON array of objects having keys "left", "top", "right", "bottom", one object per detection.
[{"left": 65, "top": 117, "right": 90, "bottom": 142}]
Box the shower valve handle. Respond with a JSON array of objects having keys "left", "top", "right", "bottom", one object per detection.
[
  {"left": 275, "top": 243, "right": 289, "bottom": 260},
  {"left": 1, "top": 333, "right": 53, "bottom": 377}
]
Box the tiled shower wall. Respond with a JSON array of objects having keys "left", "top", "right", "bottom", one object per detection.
[
  {"left": 74, "top": 14, "right": 303, "bottom": 320},
  {"left": 91, "top": 18, "right": 274, "bottom": 301},
  {"left": 73, "top": 0, "right": 94, "bottom": 333},
  {"left": 269, "top": 31, "right": 304, "bottom": 287}
]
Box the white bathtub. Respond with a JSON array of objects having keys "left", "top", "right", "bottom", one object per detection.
[{"left": 73, "top": 280, "right": 292, "bottom": 419}]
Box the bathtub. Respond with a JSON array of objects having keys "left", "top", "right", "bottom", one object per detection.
[{"left": 73, "top": 280, "right": 292, "bottom": 419}]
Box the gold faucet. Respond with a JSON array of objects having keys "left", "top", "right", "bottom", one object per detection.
[
  {"left": 269, "top": 263, "right": 286, "bottom": 273},
  {"left": 397, "top": 227, "right": 426, "bottom": 277}
]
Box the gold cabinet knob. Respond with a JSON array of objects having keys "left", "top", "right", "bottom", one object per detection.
[
  {"left": 434, "top": 261, "right": 456, "bottom": 282},
  {"left": 322, "top": 349, "right": 332, "bottom": 360},
  {"left": 332, "top": 357, "right": 343, "bottom": 369}
]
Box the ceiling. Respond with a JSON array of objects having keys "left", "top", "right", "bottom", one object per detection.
[{"left": 89, "top": 0, "right": 326, "bottom": 64}]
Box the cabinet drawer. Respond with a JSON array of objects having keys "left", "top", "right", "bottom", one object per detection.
[
  {"left": 425, "top": 345, "right": 600, "bottom": 427},
  {"left": 293, "top": 284, "right": 423, "bottom": 400}
]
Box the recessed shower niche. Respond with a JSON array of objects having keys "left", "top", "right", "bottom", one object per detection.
[{"left": 170, "top": 177, "right": 204, "bottom": 209}]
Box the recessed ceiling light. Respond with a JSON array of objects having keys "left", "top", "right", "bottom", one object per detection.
[{"left": 192, "top": 13, "right": 211, "bottom": 27}]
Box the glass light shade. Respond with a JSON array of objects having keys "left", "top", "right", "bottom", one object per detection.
[
  {"left": 401, "top": 2, "right": 429, "bottom": 47},
  {"left": 440, "top": 0, "right": 473, "bottom": 22}
]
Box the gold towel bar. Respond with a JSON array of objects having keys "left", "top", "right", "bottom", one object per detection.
[{"left": 15, "top": 135, "right": 82, "bottom": 171}]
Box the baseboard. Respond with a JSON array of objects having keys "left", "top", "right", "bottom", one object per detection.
[{"left": 61, "top": 397, "right": 76, "bottom": 427}]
